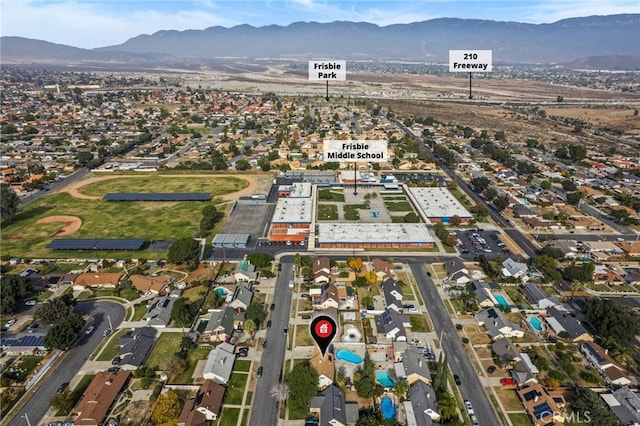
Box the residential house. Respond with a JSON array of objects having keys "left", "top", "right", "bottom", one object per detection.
[
  {"left": 470, "top": 281, "right": 498, "bottom": 308},
  {"left": 178, "top": 380, "right": 226, "bottom": 426},
  {"left": 517, "top": 383, "right": 564, "bottom": 426},
  {"left": 601, "top": 387, "right": 640, "bottom": 426},
  {"left": 581, "top": 342, "right": 631, "bottom": 386},
  {"left": 492, "top": 338, "right": 521, "bottom": 368},
  {"left": 312, "top": 257, "right": 331, "bottom": 284},
  {"left": 72, "top": 371, "right": 131, "bottom": 426},
  {"left": 396, "top": 346, "right": 431, "bottom": 385},
  {"left": 592, "top": 265, "right": 626, "bottom": 285},
  {"left": 546, "top": 240, "right": 579, "bottom": 259},
  {"left": 502, "top": 258, "right": 528, "bottom": 279},
  {"left": 143, "top": 296, "right": 175, "bottom": 328},
  {"left": 130, "top": 274, "right": 171, "bottom": 295},
  {"left": 475, "top": 308, "right": 524, "bottom": 341},
  {"left": 545, "top": 306, "right": 593, "bottom": 343},
  {"left": 72, "top": 272, "right": 123, "bottom": 290},
  {"left": 520, "top": 283, "right": 557, "bottom": 310},
  {"left": 371, "top": 258, "right": 394, "bottom": 281},
  {"left": 202, "top": 342, "right": 235, "bottom": 384},
  {"left": 234, "top": 256, "right": 258, "bottom": 282},
  {"left": 309, "top": 384, "right": 359, "bottom": 426},
  {"left": 0, "top": 331, "right": 47, "bottom": 355},
  {"left": 43, "top": 272, "right": 78, "bottom": 288},
  {"left": 117, "top": 327, "right": 157, "bottom": 370},
  {"left": 310, "top": 347, "right": 335, "bottom": 390},
  {"left": 444, "top": 258, "right": 469, "bottom": 284},
  {"left": 375, "top": 308, "right": 410, "bottom": 342},
  {"left": 202, "top": 306, "right": 244, "bottom": 343},
  {"left": 617, "top": 242, "right": 640, "bottom": 257},
  {"left": 380, "top": 278, "right": 404, "bottom": 313},
  {"left": 404, "top": 381, "right": 441, "bottom": 426},
  {"left": 228, "top": 281, "right": 253, "bottom": 312},
  {"left": 313, "top": 282, "right": 340, "bottom": 311}
]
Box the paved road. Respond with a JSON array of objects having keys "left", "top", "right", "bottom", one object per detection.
[
  {"left": 18, "top": 169, "right": 90, "bottom": 208},
  {"left": 8, "top": 300, "right": 125, "bottom": 426},
  {"left": 410, "top": 261, "right": 500, "bottom": 426},
  {"left": 248, "top": 259, "right": 294, "bottom": 426}
]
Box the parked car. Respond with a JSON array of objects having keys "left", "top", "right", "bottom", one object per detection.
[
  {"left": 262, "top": 340, "right": 267, "bottom": 348},
  {"left": 25, "top": 300, "right": 37, "bottom": 306},
  {"left": 283, "top": 328, "right": 288, "bottom": 335},
  {"left": 487, "top": 365, "right": 496, "bottom": 374},
  {"left": 270, "top": 303, "right": 275, "bottom": 311},
  {"left": 500, "top": 377, "right": 516, "bottom": 386},
  {"left": 107, "top": 367, "right": 120, "bottom": 372},
  {"left": 85, "top": 326, "right": 95, "bottom": 335},
  {"left": 464, "top": 400, "right": 474, "bottom": 415},
  {"left": 257, "top": 366, "right": 263, "bottom": 378},
  {"left": 301, "top": 314, "right": 311, "bottom": 320},
  {"left": 4, "top": 319, "right": 16, "bottom": 328},
  {"left": 102, "top": 328, "right": 112, "bottom": 337},
  {"left": 267, "top": 320, "right": 272, "bottom": 328},
  {"left": 454, "top": 374, "right": 462, "bottom": 386},
  {"left": 56, "top": 382, "right": 69, "bottom": 394}
]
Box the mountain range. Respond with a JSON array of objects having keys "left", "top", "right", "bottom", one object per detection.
[{"left": 2, "top": 14, "right": 639, "bottom": 69}]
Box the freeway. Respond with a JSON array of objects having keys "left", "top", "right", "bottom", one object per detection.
[
  {"left": 8, "top": 301, "right": 125, "bottom": 426},
  {"left": 248, "top": 259, "right": 295, "bottom": 426},
  {"left": 410, "top": 261, "right": 500, "bottom": 426}
]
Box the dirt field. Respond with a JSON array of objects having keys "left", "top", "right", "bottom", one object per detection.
[{"left": 35, "top": 215, "right": 82, "bottom": 236}]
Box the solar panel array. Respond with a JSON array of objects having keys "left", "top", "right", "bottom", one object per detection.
[
  {"left": 533, "top": 402, "right": 553, "bottom": 419},
  {"left": 47, "top": 239, "right": 145, "bottom": 250},
  {"left": 1, "top": 335, "right": 45, "bottom": 347},
  {"left": 103, "top": 193, "right": 211, "bottom": 201}
]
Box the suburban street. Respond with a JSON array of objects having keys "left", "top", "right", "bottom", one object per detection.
[
  {"left": 8, "top": 301, "right": 125, "bottom": 426},
  {"left": 410, "top": 261, "right": 501, "bottom": 426},
  {"left": 248, "top": 260, "right": 294, "bottom": 426}
]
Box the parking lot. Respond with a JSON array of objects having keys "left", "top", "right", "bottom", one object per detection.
[{"left": 454, "top": 229, "right": 511, "bottom": 257}]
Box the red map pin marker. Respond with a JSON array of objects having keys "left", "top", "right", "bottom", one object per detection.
[{"left": 310, "top": 315, "right": 337, "bottom": 357}]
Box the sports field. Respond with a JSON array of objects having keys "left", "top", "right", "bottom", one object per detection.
[{"left": 1, "top": 175, "right": 249, "bottom": 259}]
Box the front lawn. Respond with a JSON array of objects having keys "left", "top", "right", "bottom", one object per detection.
[
  {"left": 224, "top": 371, "right": 249, "bottom": 405},
  {"left": 145, "top": 332, "right": 183, "bottom": 370}
]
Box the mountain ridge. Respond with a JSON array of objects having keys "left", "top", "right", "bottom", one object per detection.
[{"left": 2, "top": 14, "right": 639, "bottom": 68}]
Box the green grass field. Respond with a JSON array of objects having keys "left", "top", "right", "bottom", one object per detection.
[
  {"left": 0, "top": 175, "right": 247, "bottom": 259},
  {"left": 317, "top": 204, "right": 339, "bottom": 220},
  {"left": 317, "top": 188, "right": 345, "bottom": 202},
  {"left": 384, "top": 200, "right": 414, "bottom": 212}
]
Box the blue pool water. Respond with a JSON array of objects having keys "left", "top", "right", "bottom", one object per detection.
[
  {"left": 215, "top": 288, "right": 229, "bottom": 296},
  {"left": 529, "top": 316, "right": 543, "bottom": 332},
  {"left": 495, "top": 294, "right": 509, "bottom": 308},
  {"left": 335, "top": 349, "right": 362, "bottom": 364},
  {"left": 381, "top": 397, "right": 396, "bottom": 420},
  {"left": 371, "top": 211, "right": 379, "bottom": 218},
  {"left": 376, "top": 371, "right": 395, "bottom": 387}
]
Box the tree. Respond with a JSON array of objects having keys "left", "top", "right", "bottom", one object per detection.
[
  {"left": 449, "top": 215, "right": 462, "bottom": 226},
  {"left": 364, "top": 271, "right": 378, "bottom": 286},
  {"left": 167, "top": 237, "right": 200, "bottom": 264},
  {"left": 285, "top": 360, "right": 318, "bottom": 417},
  {"left": 49, "top": 389, "right": 75, "bottom": 414},
  {"left": 246, "top": 303, "right": 267, "bottom": 328},
  {"left": 493, "top": 195, "right": 510, "bottom": 211},
  {"left": 570, "top": 386, "right": 619, "bottom": 426},
  {"left": 35, "top": 294, "right": 75, "bottom": 325},
  {"left": 200, "top": 204, "right": 219, "bottom": 230},
  {"left": 171, "top": 298, "right": 195, "bottom": 327},
  {"left": 43, "top": 313, "right": 85, "bottom": 350},
  {"left": 244, "top": 318, "right": 256, "bottom": 335},
  {"left": 582, "top": 298, "right": 640, "bottom": 342},
  {"left": 246, "top": 253, "right": 273, "bottom": 268},
  {"left": 403, "top": 212, "right": 420, "bottom": 223},
  {"left": 347, "top": 257, "right": 363, "bottom": 273},
  {"left": 151, "top": 390, "right": 182, "bottom": 425},
  {"left": 270, "top": 382, "right": 290, "bottom": 402},
  {"left": 391, "top": 380, "right": 408, "bottom": 400},
  {"left": 1, "top": 274, "right": 33, "bottom": 314},
  {"left": 566, "top": 191, "right": 583, "bottom": 205},
  {"left": 354, "top": 353, "right": 382, "bottom": 398},
  {"left": 561, "top": 179, "right": 577, "bottom": 192},
  {"left": 471, "top": 203, "right": 489, "bottom": 221},
  {"left": 235, "top": 159, "right": 251, "bottom": 170},
  {"left": 1, "top": 183, "right": 20, "bottom": 223},
  {"left": 470, "top": 176, "right": 490, "bottom": 193}
]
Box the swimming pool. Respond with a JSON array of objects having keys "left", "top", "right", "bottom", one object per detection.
[
  {"left": 335, "top": 349, "right": 362, "bottom": 364},
  {"left": 381, "top": 396, "right": 396, "bottom": 420},
  {"left": 376, "top": 371, "right": 395, "bottom": 387},
  {"left": 495, "top": 294, "right": 509, "bottom": 308},
  {"left": 215, "top": 287, "right": 229, "bottom": 297},
  {"left": 529, "top": 316, "right": 543, "bottom": 332}
]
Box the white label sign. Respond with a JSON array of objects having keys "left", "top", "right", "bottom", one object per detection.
[
  {"left": 323, "top": 140, "right": 387, "bottom": 162},
  {"left": 308, "top": 60, "right": 347, "bottom": 81},
  {"left": 449, "top": 50, "right": 493, "bottom": 72}
]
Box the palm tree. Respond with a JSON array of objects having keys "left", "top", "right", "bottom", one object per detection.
[
  {"left": 570, "top": 280, "right": 582, "bottom": 301},
  {"left": 243, "top": 319, "right": 256, "bottom": 336}
]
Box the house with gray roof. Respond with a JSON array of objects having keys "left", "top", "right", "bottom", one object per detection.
[
  {"left": 143, "top": 296, "right": 176, "bottom": 328},
  {"left": 444, "top": 258, "right": 469, "bottom": 284},
  {"left": 404, "top": 381, "right": 441, "bottom": 426},
  {"left": 601, "top": 387, "right": 640, "bottom": 426},
  {"left": 545, "top": 306, "right": 593, "bottom": 343},
  {"left": 117, "top": 327, "right": 157, "bottom": 370},
  {"left": 380, "top": 278, "right": 403, "bottom": 313},
  {"left": 502, "top": 258, "right": 528, "bottom": 279},
  {"left": 309, "top": 384, "right": 358, "bottom": 426},
  {"left": 203, "top": 306, "right": 244, "bottom": 343},
  {"left": 396, "top": 346, "right": 431, "bottom": 385},
  {"left": 470, "top": 281, "right": 497, "bottom": 308},
  {"left": 475, "top": 308, "right": 524, "bottom": 341},
  {"left": 228, "top": 281, "right": 253, "bottom": 312},
  {"left": 491, "top": 338, "right": 521, "bottom": 367},
  {"left": 202, "top": 342, "right": 235, "bottom": 384},
  {"left": 511, "top": 358, "right": 538, "bottom": 386},
  {"left": 375, "top": 308, "right": 410, "bottom": 342},
  {"left": 520, "top": 283, "right": 557, "bottom": 309}
]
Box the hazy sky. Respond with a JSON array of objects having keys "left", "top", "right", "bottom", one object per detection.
[{"left": 2, "top": 0, "right": 638, "bottom": 49}]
